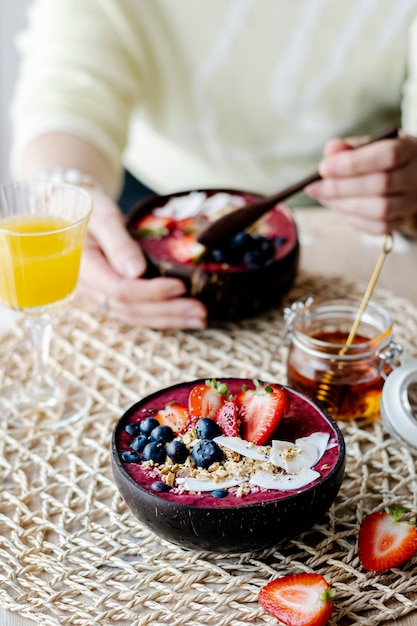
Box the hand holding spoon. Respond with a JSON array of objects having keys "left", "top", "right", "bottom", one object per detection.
[{"left": 197, "top": 127, "right": 399, "bottom": 248}]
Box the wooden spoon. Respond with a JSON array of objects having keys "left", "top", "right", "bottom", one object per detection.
[{"left": 197, "top": 126, "right": 398, "bottom": 248}]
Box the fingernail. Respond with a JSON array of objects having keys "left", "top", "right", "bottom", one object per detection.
[
  {"left": 168, "top": 283, "right": 187, "bottom": 297},
  {"left": 305, "top": 182, "right": 321, "bottom": 198},
  {"left": 124, "top": 257, "right": 144, "bottom": 278},
  {"left": 319, "top": 158, "right": 339, "bottom": 176},
  {"left": 185, "top": 317, "right": 206, "bottom": 329}
]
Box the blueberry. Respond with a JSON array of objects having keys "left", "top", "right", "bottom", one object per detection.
[
  {"left": 274, "top": 236, "right": 287, "bottom": 247},
  {"left": 259, "top": 238, "right": 275, "bottom": 256},
  {"left": 209, "top": 248, "right": 228, "bottom": 263},
  {"left": 150, "top": 425, "right": 174, "bottom": 444},
  {"left": 230, "top": 231, "right": 252, "bottom": 251},
  {"left": 195, "top": 418, "right": 222, "bottom": 440},
  {"left": 243, "top": 249, "right": 264, "bottom": 268},
  {"left": 124, "top": 422, "right": 142, "bottom": 436},
  {"left": 150, "top": 481, "right": 171, "bottom": 493},
  {"left": 142, "top": 442, "right": 167, "bottom": 464},
  {"left": 130, "top": 434, "right": 149, "bottom": 453},
  {"left": 120, "top": 451, "right": 141, "bottom": 463},
  {"left": 191, "top": 439, "right": 223, "bottom": 469},
  {"left": 140, "top": 417, "right": 160, "bottom": 436},
  {"left": 211, "top": 489, "right": 228, "bottom": 498},
  {"left": 166, "top": 439, "right": 189, "bottom": 463}
]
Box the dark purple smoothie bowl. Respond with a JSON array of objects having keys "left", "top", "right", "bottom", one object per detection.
[
  {"left": 126, "top": 188, "right": 300, "bottom": 321},
  {"left": 111, "top": 378, "right": 346, "bottom": 553}
]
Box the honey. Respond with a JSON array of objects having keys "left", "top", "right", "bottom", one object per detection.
[{"left": 284, "top": 298, "right": 401, "bottom": 421}]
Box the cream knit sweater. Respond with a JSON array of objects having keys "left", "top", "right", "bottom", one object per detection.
[{"left": 10, "top": 0, "right": 417, "bottom": 199}]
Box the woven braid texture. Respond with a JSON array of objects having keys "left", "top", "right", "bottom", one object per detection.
[{"left": 1, "top": 273, "right": 417, "bottom": 626}]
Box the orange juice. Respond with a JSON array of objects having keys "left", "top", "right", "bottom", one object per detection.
[{"left": 0, "top": 214, "right": 88, "bottom": 309}]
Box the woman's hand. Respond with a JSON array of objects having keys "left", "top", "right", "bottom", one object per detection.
[
  {"left": 76, "top": 189, "right": 207, "bottom": 328},
  {"left": 305, "top": 131, "right": 417, "bottom": 235}
]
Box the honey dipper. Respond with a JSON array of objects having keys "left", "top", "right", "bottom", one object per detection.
[{"left": 315, "top": 232, "right": 394, "bottom": 411}]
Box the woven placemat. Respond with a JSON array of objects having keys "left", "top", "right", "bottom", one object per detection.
[{"left": 1, "top": 273, "right": 417, "bottom": 626}]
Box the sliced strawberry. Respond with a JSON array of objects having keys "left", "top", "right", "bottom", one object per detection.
[
  {"left": 215, "top": 400, "right": 239, "bottom": 437},
  {"left": 176, "top": 217, "right": 200, "bottom": 234},
  {"left": 188, "top": 379, "right": 228, "bottom": 423},
  {"left": 154, "top": 401, "right": 190, "bottom": 435},
  {"left": 136, "top": 214, "right": 174, "bottom": 239},
  {"left": 258, "top": 573, "right": 335, "bottom": 626},
  {"left": 358, "top": 508, "right": 417, "bottom": 571},
  {"left": 169, "top": 235, "right": 205, "bottom": 263},
  {"left": 236, "top": 381, "right": 288, "bottom": 445}
]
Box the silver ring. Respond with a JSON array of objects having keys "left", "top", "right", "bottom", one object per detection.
[{"left": 100, "top": 296, "right": 109, "bottom": 312}]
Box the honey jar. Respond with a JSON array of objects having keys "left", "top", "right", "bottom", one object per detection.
[{"left": 284, "top": 297, "right": 402, "bottom": 420}]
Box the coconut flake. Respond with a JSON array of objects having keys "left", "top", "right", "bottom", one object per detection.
[
  {"left": 154, "top": 191, "right": 208, "bottom": 220},
  {"left": 179, "top": 476, "right": 246, "bottom": 492},
  {"left": 200, "top": 193, "right": 245, "bottom": 216},
  {"left": 154, "top": 191, "right": 246, "bottom": 221},
  {"left": 214, "top": 436, "right": 269, "bottom": 461},
  {"left": 296, "top": 432, "right": 330, "bottom": 461},
  {"left": 250, "top": 468, "right": 320, "bottom": 491},
  {"left": 269, "top": 432, "right": 330, "bottom": 473}
]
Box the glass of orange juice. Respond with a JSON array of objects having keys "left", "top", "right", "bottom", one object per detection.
[{"left": 0, "top": 180, "right": 93, "bottom": 428}]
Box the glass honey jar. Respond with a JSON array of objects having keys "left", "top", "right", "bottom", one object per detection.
[{"left": 284, "top": 297, "right": 402, "bottom": 420}]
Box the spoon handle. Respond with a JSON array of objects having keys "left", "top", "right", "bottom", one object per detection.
[{"left": 198, "top": 126, "right": 398, "bottom": 248}]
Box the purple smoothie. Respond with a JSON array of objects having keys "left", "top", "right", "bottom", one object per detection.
[
  {"left": 115, "top": 379, "right": 341, "bottom": 509},
  {"left": 138, "top": 204, "right": 297, "bottom": 272}
]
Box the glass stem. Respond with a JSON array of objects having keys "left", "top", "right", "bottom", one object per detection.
[{"left": 25, "top": 314, "right": 59, "bottom": 406}]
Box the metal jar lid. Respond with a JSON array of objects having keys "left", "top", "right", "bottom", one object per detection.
[{"left": 380, "top": 356, "right": 417, "bottom": 454}]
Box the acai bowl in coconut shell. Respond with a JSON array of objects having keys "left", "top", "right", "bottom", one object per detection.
[
  {"left": 111, "top": 377, "right": 345, "bottom": 553},
  {"left": 126, "top": 189, "right": 299, "bottom": 321}
]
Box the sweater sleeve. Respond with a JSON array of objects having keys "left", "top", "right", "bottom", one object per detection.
[
  {"left": 402, "top": 13, "right": 417, "bottom": 136},
  {"left": 10, "top": 0, "right": 142, "bottom": 190}
]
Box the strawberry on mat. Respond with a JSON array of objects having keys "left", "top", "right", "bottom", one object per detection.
[
  {"left": 236, "top": 380, "right": 288, "bottom": 445},
  {"left": 358, "top": 507, "right": 417, "bottom": 571},
  {"left": 258, "top": 572, "right": 335, "bottom": 626}
]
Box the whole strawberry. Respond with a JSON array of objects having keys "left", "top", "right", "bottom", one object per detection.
[
  {"left": 188, "top": 379, "right": 228, "bottom": 422},
  {"left": 258, "top": 572, "right": 335, "bottom": 626},
  {"left": 358, "top": 507, "right": 417, "bottom": 571}
]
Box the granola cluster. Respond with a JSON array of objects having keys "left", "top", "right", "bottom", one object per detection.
[{"left": 142, "top": 426, "right": 287, "bottom": 495}]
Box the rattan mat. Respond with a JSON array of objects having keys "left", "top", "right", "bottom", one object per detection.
[{"left": 1, "top": 273, "right": 417, "bottom": 626}]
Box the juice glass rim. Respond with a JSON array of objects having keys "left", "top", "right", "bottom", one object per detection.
[{"left": 0, "top": 180, "right": 93, "bottom": 236}]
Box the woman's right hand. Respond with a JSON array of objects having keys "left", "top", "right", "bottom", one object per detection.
[{"left": 77, "top": 189, "right": 208, "bottom": 329}]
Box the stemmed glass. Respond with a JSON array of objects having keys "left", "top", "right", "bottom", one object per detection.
[{"left": 0, "top": 181, "right": 93, "bottom": 429}]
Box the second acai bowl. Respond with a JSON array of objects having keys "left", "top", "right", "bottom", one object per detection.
[
  {"left": 127, "top": 189, "right": 299, "bottom": 320},
  {"left": 111, "top": 378, "right": 346, "bottom": 553}
]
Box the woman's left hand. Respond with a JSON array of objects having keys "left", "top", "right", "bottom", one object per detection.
[{"left": 305, "top": 131, "right": 417, "bottom": 235}]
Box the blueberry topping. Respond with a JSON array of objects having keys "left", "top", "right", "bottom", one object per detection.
[
  {"left": 242, "top": 249, "right": 264, "bottom": 269},
  {"left": 211, "top": 489, "right": 228, "bottom": 498},
  {"left": 124, "top": 422, "right": 142, "bottom": 436},
  {"left": 191, "top": 439, "right": 223, "bottom": 469},
  {"left": 130, "top": 434, "right": 149, "bottom": 453},
  {"left": 166, "top": 439, "right": 189, "bottom": 463},
  {"left": 205, "top": 231, "right": 276, "bottom": 268},
  {"left": 150, "top": 424, "right": 175, "bottom": 444},
  {"left": 195, "top": 418, "right": 222, "bottom": 440},
  {"left": 142, "top": 442, "right": 167, "bottom": 464},
  {"left": 140, "top": 417, "right": 160, "bottom": 436},
  {"left": 120, "top": 451, "right": 141, "bottom": 463},
  {"left": 150, "top": 481, "right": 171, "bottom": 493}
]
